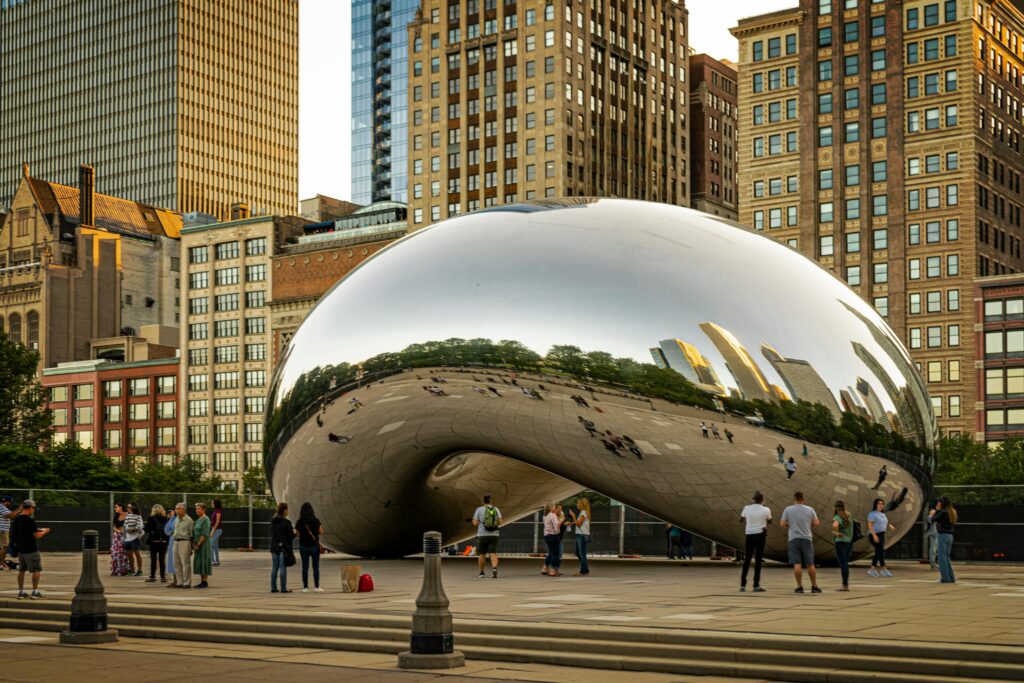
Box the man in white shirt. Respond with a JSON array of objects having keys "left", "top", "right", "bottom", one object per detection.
[{"left": 739, "top": 491, "right": 772, "bottom": 592}]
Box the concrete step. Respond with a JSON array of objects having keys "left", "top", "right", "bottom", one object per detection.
[{"left": 3, "top": 602, "right": 1021, "bottom": 682}]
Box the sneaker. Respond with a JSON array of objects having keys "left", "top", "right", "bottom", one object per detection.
[
  {"left": 302, "top": 588, "right": 309, "bottom": 593},
  {"left": 739, "top": 586, "right": 746, "bottom": 592},
  {"left": 867, "top": 569, "right": 880, "bottom": 577},
  {"left": 880, "top": 569, "right": 893, "bottom": 577},
  {"left": 134, "top": 571, "right": 143, "bottom": 577},
  {"left": 810, "top": 586, "right": 822, "bottom": 594},
  {"left": 492, "top": 568, "right": 498, "bottom": 579},
  {"left": 314, "top": 587, "right": 324, "bottom": 593},
  {"left": 17, "top": 591, "right": 28, "bottom": 599},
  {"left": 194, "top": 582, "right": 208, "bottom": 589},
  {"left": 753, "top": 586, "right": 767, "bottom": 593},
  {"left": 478, "top": 572, "right": 486, "bottom": 579},
  {"left": 145, "top": 578, "right": 156, "bottom": 583},
  {"left": 794, "top": 587, "right": 805, "bottom": 594},
  {"left": 30, "top": 591, "right": 43, "bottom": 599}
]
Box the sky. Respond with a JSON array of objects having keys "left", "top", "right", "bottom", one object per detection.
[{"left": 298, "top": 0, "right": 796, "bottom": 202}]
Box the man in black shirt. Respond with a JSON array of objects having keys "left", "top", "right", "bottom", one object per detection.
[{"left": 11, "top": 500, "right": 49, "bottom": 599}]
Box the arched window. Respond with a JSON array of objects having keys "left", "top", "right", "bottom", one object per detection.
[
  {"left": 8, "top": 313, "right": 21, "bottom": 343},
  {"left": 26, "top": 311, "right": 39, "bottom": 348}
]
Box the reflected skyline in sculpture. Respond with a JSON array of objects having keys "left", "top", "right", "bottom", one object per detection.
[{"left": 264, "top": 198, "right": 937, "bottom": 561}]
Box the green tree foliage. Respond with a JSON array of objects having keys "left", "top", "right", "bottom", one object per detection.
[
  {"left": 936, "top": 435, "right": 1024, "bottom": 503},
  {"left": 133, "top": 457, "right": 223, "bottom": 493},
  {"left": 0, "top": 330, "right": 52, "bottom": 449},
  {"left": 0, "top": 441, "right": 134, "bottom": 491},
  {"left": 241, "top": 464, "right": 269, "bottom": 496}
]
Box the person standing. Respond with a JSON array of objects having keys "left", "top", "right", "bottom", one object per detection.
[
  {"left": 11, "top": 500, "right": 49, "bottom": 599},
  {"left": 164, "top": 512, "right": 177, "bottom": 585},
  {"left": 801, "top": 444, "right": 809, "bottom": 457},
  {"left": 470, "top": 494, "right": 503, "bottom": 579},
  {"left": 123, "top": 503, "right": 144, "bottom": 577},
  {"left": 666, "top": 524, "right": 683, "bottom": 559},
  {"left": 680, "top": 529, "right": 694, "bottom": 560},
  {"left": 924, "top": 503, "right": 939, "bottom": 571},
  {"left": 872, "top": 465, "right": 888, "bottom": 490},
  {"left": 297, "top": 502, "right": 324, "bottom": 592},
  {"left": 541, "top": 504, "right": 563, "bottom": 576},
  {"left": 209, "top": 499, "right": 224, "bottom": 567},
  {"left": 270, "top": 502, "right": 296, "bottom": 593},
  {"left": 779, "top": 491, "right": 821, "bottom": 594},
  {"left": 170, "top": 503, "right": 194, "bottom": 589},
  {"left": 739, "top": 491, "right": 771, "bottom": 592},
  {"left": 776, "top": 444, "right": 785, "bottom": 464},
  {"left": 144, "top": 504, "right": 169, "bottom": 583},
  {"left": 832, "top": 500, "right": 854, "bottom": 591},
  {"left": 110, "top": 503, "right": 130, "bottom": 577},
  {"left": 0, "top": 495, "right": 19, "bottom": 570},
  {"left": 571, "top": 497, "right": 591, "bottom": 576},
  {"left": 700, "top": 422, "right": 709, "bottom": 438},
  {"left": 192, "top": 503, "right": 212, "bottom": 589},
  {"left": 933, "top": 497, "right": 957, "bottom": 584},
  {"left": 785, "top": 457, "right": 797, "bottom": 480},
  {"left": 867, "top": 498, "right": 895, "bottom": 577}
]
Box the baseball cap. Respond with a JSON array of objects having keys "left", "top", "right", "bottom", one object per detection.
[
  {"left": 22, "top": 499, "right": 36, "bottom": 508},
  {"left": 1, "top": 495, "right": 12, "bottom": 501}
]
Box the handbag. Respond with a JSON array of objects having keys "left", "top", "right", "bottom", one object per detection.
[
  {"left": 283, "top": 543, "right": 296, "bottom": 567},
  {"left": 851, "top": 520, "right": 865, "bottom": 542},
  {"left": 302, "top": 522, "right": 326, "bottom": 555}
]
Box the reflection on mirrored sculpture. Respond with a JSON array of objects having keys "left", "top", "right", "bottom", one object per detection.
[{"left": 265, "top": 198, "right": 937, "bottom": 561}]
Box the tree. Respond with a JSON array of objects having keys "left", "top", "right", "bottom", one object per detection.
[
  {"left": 242, "top": 465, "right": 269, "bottom": 496},
  {"left": 0, "top": 330, "right": 52, "bottom": 449},
  {"left": 48, "top": 441, "right": 136, "bottom": 491},
  {"left": 133, "top": 456, "right": 223, "bottom": 493}
]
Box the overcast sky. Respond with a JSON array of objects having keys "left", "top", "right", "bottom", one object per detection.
[{"left": 298, "top": 0, "right": 796, "bottom": 202}]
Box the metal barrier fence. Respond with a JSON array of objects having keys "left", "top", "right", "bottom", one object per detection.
[{"left": 4, "top": 485, "right": 1022, "bottom": 561}]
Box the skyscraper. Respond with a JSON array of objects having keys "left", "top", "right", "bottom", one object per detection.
[
  {"left": 731, "top": 0, "right": 1024, "bottom": 436},
  {"left": 761, "top": 343, "right": 843, "bottom": 421},
  {"left": 689, "top": 54, "right": 739, "bottom": 220},
  {"left": 0, "top": 0, "right": 298, "bottom": 219},
  {"left": 404, "top": 0, "right": 690, "bottom": 229},
  {"left": 351, "top": 0, "right": 422, "bottom": 206},
  {"left": 699, "top": 322, "right": 775, "bottom": 403},
  {"left": 651, "top": 338, "right": 726, "bottom": 395}
]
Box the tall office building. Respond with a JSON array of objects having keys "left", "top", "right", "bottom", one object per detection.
[
  {"left": 699, "top": 322, "right": 777, "bottom": 402},
  {"left": 689, "top": 54, "right": 740, "bottom": 220},
  {"left": 0, "top": 0, "right": 298, "bottom": 219},
  {"left": 731, "top": 0, "right": 1024, "bottom": 436},
  {"left": 650, "top": 338, "right": 726, "bottom": 394},
  {"left": 761, "top": 343, "right": 843, "bottom": 420},
  {"left": 352, "top": 0, "right": 422, "bottom": 205},
  {"left": 405, "top": 0, "right": 690, "bottom": 229}
]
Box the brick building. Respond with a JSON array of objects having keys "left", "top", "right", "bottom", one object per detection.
[
  {"left": 689, "top": 54, "right": 739, "bottom": 220},
  {"left": 405, "top": 0, "right": 690, "bottom": 229},
  {"left": 42, "top": 357, "right": 180, "bottom": 464},
  {"left": 731, "top": 0, "right": 1024, "bottom": 437},
  {"left": 270, "top": 202, "right": 407, "bottom": 368},
  {"left": 0, "top": 164, "right": 181, "bottom": 370},
  {"left": 975, "top": 273, "right": 1024, "bottom": 441}
]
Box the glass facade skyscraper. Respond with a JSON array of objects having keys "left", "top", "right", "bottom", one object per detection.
[{"left": 351, "top": 0, "right": 419, "bottom": 205}]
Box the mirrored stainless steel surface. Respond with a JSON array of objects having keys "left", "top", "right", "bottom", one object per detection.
[{"left": 265, "top": 198, "right": 936, "bottom": 560}]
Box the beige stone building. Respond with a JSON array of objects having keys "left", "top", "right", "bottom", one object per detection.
[
  {"left": 0, "top": 0, "right": 298, "bottom": 219},
  {"left": 179, "top": 213, "right": 307, "bottom": 489},
  {"left": 406, "top": 0, "right": 690, "bottom": 229},
  {"left": 0, "top": 164, "right": 181, "bottom": 369},
  {"left": 732, "top": 0, "right": 1024, "bottom": 437}
]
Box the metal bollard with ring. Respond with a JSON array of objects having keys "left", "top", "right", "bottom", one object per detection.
[{"left": 397, "top": 531, "right": 464, "bottom": 669}]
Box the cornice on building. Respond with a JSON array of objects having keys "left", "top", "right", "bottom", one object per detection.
[{"left": 730, "top": 7, "right": 804, "bottom": 39}]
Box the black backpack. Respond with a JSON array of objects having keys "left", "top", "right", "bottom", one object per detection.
[{"left": 851, "top": 520, "right": 865, "bottom": 542}]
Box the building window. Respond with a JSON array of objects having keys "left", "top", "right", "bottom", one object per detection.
[
  {"left": 846, "top": 232, "right": 860, "bottom": 253},
  {"left": 215, "top": 319, "right": 239, "bottom": 338},
  {"left": 128, "top": 403, "right": 149, "bottom": 421},
  {"left": 245, "top": 238, "right": 267, "bottom": 256},
  {"left": 157, "top": 401, "right": 175, "bottom": 419},
  {"left": 245, "top": 317, "right": 266, "bottom": 335},
  {"left": 873, "top": 263, "right": 888, "bottom": 284},
  {"left": 245, "top": 343, "right": 266, "bottom": 361},
  {"left": 188, "top": 425, "right": 209, "bottom": 445},
  {"left": 245, "top": 396, "right": 266, "bottom": 414},
  {"left": 245, "top": 370, "right": 266, "bottom": 387},
  {"left": 214, "top": 372, "right": 239, "bottom": 390},
  {"left": 157, "top": 426, "right": 175, "bottom": 447},
  {"left": 128, "top": 428, "right": 149, "bottom": 449},
  {"left": 214, "top": 452, "right": 238, "bottom": 472},
  {"left": 927, "top": 326, "right": 942, "bottom": 348},
  {"left": 214, "top": 268, "right": 239, "bottom": 286},
  {"left": 819, "top": 236, "right": 834, "bottom": 257},
  {"left": 245, "top": 264, "right": 266, "bottom": 282},
  {"left": 215, "top": 424, "right": 238, "bottom": 444},
  {"left": 104, "top": 430, "right": 121, "bottom": 450},
  {"left": 215, "top": 241, "right": 239, "bottom": 260},
  {"left": 244, "top": 423, "right": 264, "bottom": 443},
  {"left": 874, "top": 297, "right": 889, "bottom": 318}
]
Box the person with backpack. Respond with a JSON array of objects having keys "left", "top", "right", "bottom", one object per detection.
[
  {"left": 832, "top": 500, "right": 854, "bottom": 591},
  {"left": 123, "top": 502, "right": 144, "bottom": 577},
  {"left": 145, "top": 504, "right": 169, "bottom": 583},
  {"left": 470, "top": 494, "right": 503, "bottom": 579},
  {"left": 933, "top": 496, "right": 957, "bottom": 584}
]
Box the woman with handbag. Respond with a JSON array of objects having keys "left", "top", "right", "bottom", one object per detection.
[
  {"left": 297, "top": 502, "right": 325, "bottom": 592},
  {"left": 145, "top": 504, "right": 169, "bottom": 583},
  {"left": 270, "top": 502, "right": 297, "bottom": 593},
  {"left": 571, "top": 497, "right": 591, "bottom": 576},
  {"left": 831, "top": 500, "right": 854, "bottom": 591}
]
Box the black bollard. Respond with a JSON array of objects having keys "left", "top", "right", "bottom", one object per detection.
[
  {"left": 397, "top": 531, "right": 464, "bottom": 669},
  {"left": 60, "top": 530, "right": 118, "bottom": 644}
]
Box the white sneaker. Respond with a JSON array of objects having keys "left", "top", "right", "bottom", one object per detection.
[
  {"left": 880, "top": 569, "right": 893, "bottom": 577},
  {"left": 302, "top": 588, "right": 309, "bottom": 593},
  {"left": 867, "top": 569, "right": 880, "bottom": 577},
  {"left": 314, "top": 587, "right": 324, "bottom": 592}
]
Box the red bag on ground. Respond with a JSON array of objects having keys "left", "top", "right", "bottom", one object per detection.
[{"left": 357, "top": 573, "right": 374, "bottom": 592}]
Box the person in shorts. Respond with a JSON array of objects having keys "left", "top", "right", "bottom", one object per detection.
[
  {"left": 779, "top": 491, "right": 821, "bottom": 594},
  {"left": 470, "top": 494, "right": 503, "bottom": 579},
  {"left": 0, "top": 495, "right": 20, "bottom": 570},
  {"left": 11, "top": 500, "right": 50, "bottom": 599}
]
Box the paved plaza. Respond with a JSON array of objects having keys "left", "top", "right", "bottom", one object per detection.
[{"left": 4, "top": 552, "right": 1023, "bottom": 646}]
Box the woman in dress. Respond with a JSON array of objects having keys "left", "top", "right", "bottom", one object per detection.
[
  {"left": 145, "top": 504, "right": 169, "bottom": 582},
  {"left": 270, "top": 502, "right": 296, "bottom": 593},
  {"left": 867, "top": 497, "right": 896, "bottom": 578},
  {"left": 571, "top": 497, "right": 591, "bottom": 576},
  {"left": 297, "top": 502, "right": 324, "bottom": 592},
  {"left": 933, "top": 496, "right": 958, "bottom": 584},
  {"left": 831, "top": 500, "right": 854, "bottom": 591},
  {"left": 191, "top": 502, "right": 212, "bottom": 589},
  {"left": 110, "top": 503, "right": 130, "bottom": 576}
]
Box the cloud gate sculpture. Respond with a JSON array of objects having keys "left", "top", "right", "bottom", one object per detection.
[{"left": 265, "top": 198, "right": 936, "bottom": 562}]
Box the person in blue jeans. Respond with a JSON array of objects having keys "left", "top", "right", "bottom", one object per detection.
[
  {"left": 867, "top": 498, "right": 895, "bottom": 577},
  {"left": 270, "top": 502, "right": 296, "bottom": 593},
  {"left": 932, "top": 497, "right": 957, "bottom": 583},
  {"left": 297, "top": 502, "right": 324, "bottom": 592},
  {"left": 541, "top": 504, "right": 562, "bottom": 576},
  {"left": 570, "top": 498, "right": 591, "bottom": 576},
  {"left": 209, "top": 499, "right": 223, "bottom": 566},
  {"left": 831, "top": 500, "right": 854, "bottom": 591}
]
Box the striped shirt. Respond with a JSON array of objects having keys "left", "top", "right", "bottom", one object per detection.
[{"left": 0, "top": 504, "right": 11, "bottom": 532}]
